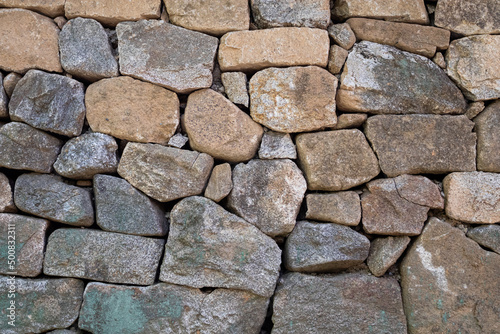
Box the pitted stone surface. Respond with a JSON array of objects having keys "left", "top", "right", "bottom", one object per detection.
[
  {"left": 251, "top": 0, "right": 330, "bottom": 29},
  {"left": 305, "top": 192, "right": 361, "bottom": 226}
]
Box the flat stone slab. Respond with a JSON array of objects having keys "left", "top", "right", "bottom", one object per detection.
[
  {"left": 204, "top": 163, "right": 233, "bottom": 203},
  {"left": 365, "top": 115, "right": 476, "bottom": 177},
  {"left": 251, "top": 0, "right": 330, "bottom": 29},
  {"left": 333, "top": 113, "right": 367, "bottom": 129},
  {"left": 367, "top": 236, "right": 410, "bottom": 277},
  {"left": 44, "top": 228, "right": 164, "bottom": 285},
  {"left": 467, "top": 225, "right": 500, "bottom": 255},
  {"left": 0, "top": 0, "right": 65, "bottom": 17},
  {"left": 258, "top": 131, "right": 297, "bottom": 160},
  {"left": 305, "top": 191, "right": 361, "bottom": 226},
  {"left": 475, "top": 100, "right": 500, "bottom": 172}
]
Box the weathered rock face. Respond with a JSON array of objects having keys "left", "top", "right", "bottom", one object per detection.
[
  {"left": 221, "top": 72, "right": 249, "bottom": 107},
  {"left": 117, "top": 20, "right": 218, "bottom": 93},
  {"left": 0, "top": 173, "right": 16, "bottom": 213},
  {"left": 446, "top": 35, "right": 500, "bottom": 101},
  {"left": 59, "top": 17, "right": 119, "bottom": 81},
  {"left": 0, "top": 9, "right": 62, "bottom": 73},
  {"left": 164, "top": 0, "right": 250, "bottom": 36},
  {"left": 367, "top": 236, "right": 410, "bottom": 277},
  {"left": 305, "top": 192, "right": 361, "bottom": 226},
  {"left": 272, "top": 272, "right": 408, "bottom": 334},
  {"left": 365, "top": 115, "right": 477, "bottom": 177},
  {"left": 218, "top": 28, "right": 329, "bottom": 72},
  {"left": 284, "top": 221, "right": 370, "bottom": 272},
  {"left": 184, "top": 89, "right": 263, "bottom": 162},
  {"left": 251, "top": 0, "right": 330, "bottom": 29},
  {"left": 296, "top": 129, "right": 380, "bottom": 191},
  {"left": 14, "top": 173, "right": 94, "bottom": 227},
  {"left": 475, "top": 102, "right": 500, "bottom": 169},
  {"left": 44, "top": 228, "right": 164, "bottom": 285},
  {"left": 467, "top": 225, "right": 500, "bottom": 255},
  {"left": 2, "top": 72, "right": 22, "bottom": 98},
  {"left": 94, "top": 174, "right": 167, "bottom": 236},
  {"left": 0, "top": 0, "right": 65, "bottom": 17},
  {"left": 401, "top": 218, "right": 500, "bottom": 334},
  {"left": 249, "top": 66, "right": 337, "bottom": 133},
  {"left": 443, "top": 172, "right": 500, "bottom": 224},
  {"left": 333, "top": 113, "right": 367, "bottom": 129},
  {"left": 227, "top": 159, "right": 307, "bottom": 237},
  {"left": 337, "top": 42, "right": 466, "bottom": 114},
  {"left": 86, "top": 76, "right": 179, "bottom": 144},
  {"left": 118, "top": 143, "right": 214, "bottom": 202},
  {"left": 0, "top": 277, "right": 84, "bottom": 334},
  {"left": 0, "top": 214, "right": 49, "bottom": 277},
  {"left": 328, "top": 23, "right": 356, "bottom": 50},
  {"left": 204, "top": 163, "right": 233, "bottom": 203},
  {"left": 0, "top": 73, "right": 7, "bottom": 118},
  {"left": 435, "top": 0, "right": 500, "bottom": 36},
  {"left": 0, "top": 122, "right": 62, "bottom": 173},
  {"left": 79, "top": 282, "right": 269, "bottom": 334},
  {"left": 394, "top": 174, "right": 444, "bottom": 209},
  {"left": 160, "top": 196, "right": 281, "bottom": 297},
  {"left": 258, "top": 131, "right": 297, "bottom": 160},
  {"left": 327, "top": 45, "right": 348, "bottom": 74}
]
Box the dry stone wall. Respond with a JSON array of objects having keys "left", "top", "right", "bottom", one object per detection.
[{"left": 0, "top": 0, "right": 499, "bottom": 333}]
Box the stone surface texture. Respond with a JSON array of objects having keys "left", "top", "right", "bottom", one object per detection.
[
  {"left": 204, "top": 163, "right": 233, "bottom": 203},
  {"left": 474, "top": 101, "right": 500, "bottom": 172},
  {"left": 251, "top": 0, "right": 330, "bottom": 29},
  {"left": 0, "top": 0, "right": 65, "bottom": 17},
  {"left": 333, "top": 113, "right": 367, "bottom": 129},
  {"left": 0, "top": 173, "right": 16, "bottom": 213},
  {"left": 0, "top": 73, "right": 7, "bottom": 118},
  {"left": 258, "top": 131, "right": 297, "bottom": 160},
  {"left": 328, "top": 23, "right": 356, "bottom": 50},
  {"left": 221, "top": 72, "right": 249, "bottom": 107},
  {"left": 305, "top": 192, "right": 361, "bottom": 226},
  {"left": 2, "top": 72, "right": 22, "bottom": 98},
  {"left": 367, "top": 236, "right": 410, "bottom": 277},
  {"left": 394, "top": 174, "right": 444, "bottom": 209},
  {"left": 466, "top": 101, "right": 485, "bottom": 119},
  {"left": 467, "top": 225, "right": 500, "bottom": 255},
  {"left": 327, "top": 45, "right": 348, "bottom": 74}
]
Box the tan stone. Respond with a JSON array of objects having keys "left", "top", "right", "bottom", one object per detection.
[
  {"left": 54, "top": 16, "right": 67, "bottom": 29},
  {"left": 65, "top": 0, "right": 161, "bottom": 27},
  {"left": 394, "top": 174, "right": 444, "bottom": 209},
  {"left": 347, "top": 18, "right": 450, "bottom": 58},
  {"left": 0, "top": 173, "right": 15, "bottom": 213},
  {"left": 305, "top": 192, "right": 361, "bottom": 226},
  {"left": 432, "top": 52, "right": 446, "bottom": 69},
  {"left": 474, "top": 101, "right": 500, "bottom": 172},
  {"left": 164, "top": 0, "right": 249, "bottom": 36},
  {"left": 0, "top": 0, "right": 65, "bottom": 17},
  {"left": 249, "top": 66, "right": 337, "bottom": 133},
  {"left": 3, "top": 72, "right": 22, "bottom": 98},
  {"left": 465, "top": 101, "right": 485, "bottom": 119},
  {"left": 204, "top": 163, "right": 233, "bottom": 203},
  {"left": 218, "top": 27, "right": 329, "bottom": 72},
  {"left": 327, "top": 45, "right": 348, "bottom": 75},
  {"left": 333, "top": 113, "right": 367, "bottom": 129},
  {"left": 0, "top": 9, "right": 62, "bottom": 73},
  {"left": 86, "top": 76, "right": 179, "bottom": 145}
]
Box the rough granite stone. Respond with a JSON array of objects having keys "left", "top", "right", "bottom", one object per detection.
[
  {"left": 258, "top": 131, "right": 297, "bottom": 160},
  {"left": 466, "top": 101, "right": 485, "bottom": 119},
  {"left": 227, "top": 159, "right": 307, "bottom": 237},
  {"left": 0, "top": 0, "right": 65, "bottom": 17},
  {"left": 367, "top": 236, "right": 411, "bottom": 277},
  {"left": 0, "top": 73, "right": 7, "bottom": 118},
  {"left": 467, "top": 225, "right": 500, "bottom": 255},
  {"left": 54, "top": 16, "right": 67, "bottom": 29},
  {"left": 333, "top": 113, "right": 367, "bottom": 129},
  {"left": 327, "top": 45, "right": 348, "bottom": 74},
  {"left": 118, "top": 142, "right": 214, "bottom": 202},
  {"left": 0, "top": 173, "right": 15, "bottom": 213},
  {"left": 474, "top": 100, "right": 500, "bottom": 172},
  {"left": 117, "top": 20, "right": 218, "bottom": 93},
  {"left": 328, "top": 23, "right": 356, "bottom": 50},
  {"left": 204, "top": 164, "right": 233, "bottom": 203},
  {"left": 167, "top": 133, "right": 188, "bottom": 148},
  {"left": 305, "top": 192, "right": 361, "bottom": 226},
  {"left": 221, "top": 72, "right": 249, "bottom": 107},
  {"left": 3, "top": 72, "right": 22, "bottom": 98},
  {"left": 44, "top": 228, "right": 164, "bottom": 285},
  {"left": 9, "top": 70, "right": 85, "bottom": 137},
  {"left": 251, "top": 0, "right": 330, "bottom": 29},
  {"left": 432, "top": 52, "right": 446, "bottom": 69},
  {"left": 394, "top": 174, "right": 444, "bottom": 209}
]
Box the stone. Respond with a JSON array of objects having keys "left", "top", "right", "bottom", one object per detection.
[
  {"left": 332, "top": 0, "right": 428, "bottom": 24},
  {"left": 167, "top": 133, "right": 188, "bottom": 148},
  {"left": 443, "top": 172, "right": 500, "bottom": 224},
  {"left": 59, "top": 17, "right": 119, "bottom": 81},
  {"left": 258, "top": 131, "right": 297, "bottom": 160},
  {"left": 0, "top": 9, "right": 62, "bottom": 73},
  {"left": 0, "top": 173, "right": 15, "bottom": 213},
  {"left": 249, "top": 66, "right": 337, "bottom": 133},
  {"left": 0, "top": 214, "right": 49, "bottom": 277},
  {"left": 327, "top": 45, "right": 348, "bottom": 74},
  {"left": 218, "top": 28, "right": 329, "bottom": 72},
  {"left": 0, "top": 277, "right": 83, "bottom": 334},
  {"left": 296, "top": 129, "right": 380, "bottom": 191},
  {"left": 227, "top": 159, "right": 307, "bottom": 237},
  {"left": 435, "top": 0, "right": 500, "bottom": 36},
  {"left": 53, "top": 16, "right": 67, "bottom": 29},
  {"left": 86, "top": 76, "right": 180, "bottom": 144},
  {"left": 184, "top": 89, "right": 262, "bottom": 162},
  {"left": 221, "top": 72, "right": 249, "bottom": 107},
  {"left": 160, "top": 197, "right": 281, "bottom": 297},
  {"left": 0, "top": 0, "right": 65, "bottom": 17},
  {"left": 117, "top": 20, "right": 218, "bottom": 93},
  {"left": 467, "top": 225, "right": 500, "bottom": 255},
  {"left": 401, "top": 218, "right": 500, "bottom": 334},
  {"left": 305, "top": 192, "right": 361, "bottom": 226},
  {"left": 446, "top": 35, "right": 500, "bottom": 101},
  {"left": 474, "top": 100, "right": 500, "bottom": 172},
  {"left": 432, "top": 52, "right": 446, "bottom": 69},
  {"left": 3, "top": 72, "right": 22, "bottom": 98},
  {"left": 118, "top": 142, "right": 214, "bottom": 202},
  {"left": 361, "top": 178, "right": 430, "bottom": 236},
  {"left": 272, "top": 272, "right": 408, "bottom": 334},
  {"left": 94, "top": 174, "right": 167, "bottom": 236},
  {"left": 79, "top": 282, "right": 269, "bottom": 334},
  {"left": 337, "top": 42, "right": 466, "bottom": 115},
  {"left": 284, "top": 221, "right": 369, "bottom": 272},
  {"left": 54, "top": 132, "right": 118, "bottom": 179},
  {"left": 251, "top": 0, "right": 330, "bottom": 29},
  {"left": 0, "top": 73, "right": 7, "bottom": 118},
  {"left": 333, "top": 113, "right": 367, "bottom": 129},
  {"left": 204, "top": 164, "right": 233, "bottom": 203},
  {"left": 347, "top": 18, "right": 450, "bottom": 58},
  {"left": 394, "top": 174, "right": 444, "bottom": 209},
  {"left": 44, "top": 228, "right": 164, "bottom": 285},
  {"left": 48, "top": 330, "right": 81, "bottom": 334},
  {"left": 466, "top": 101, "right": 485, "bottom": 119},
  {"left": 65, "top": 0, "right": 162, "bottom": 26},
  {"left": 365, "top": 115, "right": 477, "bottom": 177},
  {"left": 0, "top": 122, "right": 62, "bottom": 173},
  {"left": 367, "top": 236, "right": 411, "bottom": 277},
  {"left": 164, "top": 0, "right": 250, "bottom": 36},
  {"left": 328, "top": 23, "right": 356, "bottom": 50}
]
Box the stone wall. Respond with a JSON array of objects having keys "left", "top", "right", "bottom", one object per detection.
[{"left": 0, "top": 0, "right": 499, "bottom": 333}]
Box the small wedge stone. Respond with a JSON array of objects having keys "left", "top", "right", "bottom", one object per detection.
[
  {"left": 0, "top": 173, "right": 15, "bottom": 213},
  {"left": 258, "top": 131, "right": 297, "bottom": 160},
  {"left": 204, "top": 164, "right": 233, "bottom": 203},
  {"left": 305, "top": 192, "right": 361, "bottom": 226},
  {"left": 328, "top": 23, "right": 356, "bottom": 50},
  {"left": 467, "top": 225, "right": 500, "bottom": 255},
  {"left": 221, "top": 72, "right": 249, "bottom": 107},
  {"left": 367, "top": 236, "right": 411, "bottom": 276}
]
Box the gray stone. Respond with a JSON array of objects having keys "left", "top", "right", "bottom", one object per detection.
[
  {"left": 117, "top": 20, "right": 218, "bottom": 93},
  {"left": 337, "top": 42, "right": 466, "bottom": 115},
  {"left": 167, "top": 133, "right": 188, "bottom": 148},
  {"left": 14, "top": 173, "right": 94, "bottom": 227},
  {"left": 227, "top": 159, "right": 307, "bottom": 237},
  {"left": 305, "top": 192, "right": 361, "bottom": 226},
  {"left": 272, "top": 272, "right": 408, "bottom": 334},
  {"left": 365, "top": 115, "right": 477, "bottom": 177},
  {"left": 367, "top": 236, "right": 410, "bottom": 277},
  {"left": 466, "top": 101, "right": 485, "bottom": 119},
  {"left": 204, "top": 163, "right": 233, "bottom": 203},
  {"left": 221, "top": 72, "right": 249, "bottom": 107},
  {"left": 251, "top": 0, "right": 330, "bottom": 29},
  {"left": 284, "top": 221, "right": 369, "bottom": 272},
  {"left": 94, "top": 174, "right": 167, "bottom": 236},
  {"left": 258, "top": 131, "right": 297, "bottom": 160},
  {"left": 48, "top": 329, "right": 82, "bottom": 334},
  {"left": 0, "top": 277, "right": 84, "bottom": 334},
  {"left": 54, "top": 132, "right": 118, "bottom": 179},
  {"left": 59, "top": 17, "right": 119, "bottom": 81},
  {"left": 118, "top": 142, "right": 214, "bottom": 202},
  {"left": 394, "top": 174, "right": 444, "bottom": 209},
  {"left": 0, "top": 214, "right": 49, "bottom": 277},
  {"left": 474, "top": 100, "right": 500, "bottom": 172},
  {"left": 3, "top": 72, "right": 22, "bottom": 98},
  {"left": 79, "top": 282, "right": 269, "bottom": 334},
  {"left": 328, "top": 23, "right": 356, "bottom": 50},
  {"left": 160, "top": 197, "right": 281, "bottom": 297},
  {"left": 0, "top": 0, "right": 65, "bottom": 18},
  {"left": 333, "top": 113, "right": 367, "bottom": 129},
  {"left": 0, "top": 173, "right": 16, "bottom": 213},
  {"left": 44, "top": 228, "right": 164, "bottom": 285},
  {"left": 467, "top": 225, "right": 500, "bottom": 255},
  {"left": 0, "top": 72, "right": 7, "bottom": 118},
  {"left": 327, "top": 45, "right": 348, "bottom": 74}
]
